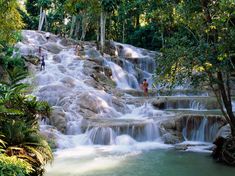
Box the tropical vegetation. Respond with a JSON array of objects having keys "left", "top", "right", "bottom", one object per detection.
[
  {"left": 0, "top": 0, "right": 53, "bottom": 175},
  {"left": 0, "top": 0, "right": 234, "bottom": 173}
]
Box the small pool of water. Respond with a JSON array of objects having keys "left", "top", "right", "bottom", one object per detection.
[{"left": 45, "top": 148, "right": 235, "bottom": 176}]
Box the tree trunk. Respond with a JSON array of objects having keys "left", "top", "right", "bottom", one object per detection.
[
  {"left": 70, "top": 15, "right": 76, "bottom": 38},
  {"left": 80, "top": 14, "right": 89, "bottom": 41},
  {"left": 74, "top": 19, "right": 80, "bottom": 40},
  {"left": 96, "top": 22, "right": 99, "bottom": 42},
  {"left": 44, "top": 13, "right": 48, "bottom": 31},
  {"left": 135, "top": 15, "right": 140, "bottom": 28},
  {"left": 217, "top": 71, "right": 235, "bottom": 136},
  {"left": 100, "top": 9, "right": 106, "bottom": 54},
  {"left": 38, "top": 7, "right": 46, "bottom": 31},
  {"left": 38, "top": 7, "right": 43, "bottom": 31}
]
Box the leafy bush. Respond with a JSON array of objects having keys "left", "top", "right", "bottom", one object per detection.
[
  {"left": 127, "top": 24, "right": 162, "bottom": 50},
  {"left": 0, "top": 155, "right": 33, "bottom": 176}
]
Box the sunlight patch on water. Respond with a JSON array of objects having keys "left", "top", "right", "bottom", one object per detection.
[{"left": 45, "top": 142, "right": 172, "bottom": 176}]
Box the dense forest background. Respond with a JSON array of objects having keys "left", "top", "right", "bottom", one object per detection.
[{"left": 20, "top": 0, "right": 166, "bottom": 50}]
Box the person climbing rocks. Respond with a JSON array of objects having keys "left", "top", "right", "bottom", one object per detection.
[
  {"left": 142, "top": 79, "right": 149, "bottom": 96},
  {"left": 40, "top": 55, "right": 45, "bottom": 71},
  {"left": 38, "top": 46, "right": 42, "bottom": 56},
  {"left": 45, "top": 32, "right": 50, "bottom": 41}
]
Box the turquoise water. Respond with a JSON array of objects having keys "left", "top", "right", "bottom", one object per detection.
[{"left": 45, "top": 149, "right": 235, "bottom": 176}]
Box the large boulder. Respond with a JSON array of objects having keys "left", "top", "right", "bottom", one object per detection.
[
  {"left": 77, "top": 92, "right": 104, "bottom": 114},
  {"left": 43, "top": 42, "right": 63, "bottom": 54},
  {"left": 60, "top": 38, "right": 78, "bottom": 46},
  {"left": 37, "top": 85, "right": 71, "bottom": 105},
  {"left": 112, "top": 97, "right": 131, "bottom": 114},
  {"left": 49, "top": 106, "right": 67, "bottom": 133},
  {"left": 104, "top": 41, "right": 118, "bottom": 56},
  {"left": 77, "top": 92, "right": 121, "bottom": 119},
  {"left": 15, "top": 42, "right": 38, "bottom": 56}
]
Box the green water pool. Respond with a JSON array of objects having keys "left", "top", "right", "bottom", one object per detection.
[{"left": 45, "top": 148, "right": 235, "bottom": 176}]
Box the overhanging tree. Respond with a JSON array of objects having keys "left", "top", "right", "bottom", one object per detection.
[{"left": 155, "top": 1, "right": 235, "bottom": 135}]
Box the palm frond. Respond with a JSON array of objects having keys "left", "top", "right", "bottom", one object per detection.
[{"left": 7, "top": 67, "right": 28, "bottom": 85}]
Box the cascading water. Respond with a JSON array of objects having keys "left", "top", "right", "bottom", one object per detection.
[
  {"left": 104, "top": 59, "right": 132, "bottom": 89},
  {"left": 113, "top": 42, "right": 158, "bottom": 88},
  {"left": 18, "top": 29, "right": 170, "bottom": 147},
  {"left": 182, "top": 116, "right": 223, "bottom": 142},
  {"left": 16, "top": 30, "right": 227, "bottom": 176},
  {"left": 189, "top": 100, "right": 206, "bottom": 110},
  {"left": 121, "top": 59, "right": 140, "bottom": 89},
  {"left": 86, "top": 120, "right": 160, "bottom": 145}
]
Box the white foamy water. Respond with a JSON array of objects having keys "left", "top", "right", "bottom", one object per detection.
[{"left": 105, "top": 59, "right": 132, "bottom": 89}]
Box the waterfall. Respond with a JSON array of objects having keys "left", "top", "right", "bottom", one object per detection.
[
  {"left": 121, "top": 59, "right": 140, "bottom": 89},
  {"left": 86, "top": 121, "right": 161, "bottom": 145},
  {"left": 189, "top": 100, "right": 206, "bottom": 110},
  {"left": 104, "top": 59, "right": 132, "bottom": 89},
  {"left": 182, "top": 116, "right": 222, "bottom": 142},
  {"left": 88, "top": 127, "right": 116, "bottom": 145}
]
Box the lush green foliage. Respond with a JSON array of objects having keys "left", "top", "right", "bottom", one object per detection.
[
  {"left": 155, "top": 0, "right": 235, "bottom": 136},
  {"left": 0, "top": 68, "right": 52, "bottom": 175},
  {"left": 0, "top": 0, "right": 24, "bottom": 46},
  {"left": 0, "top": 155, "right": 33, "bottom": 176}
]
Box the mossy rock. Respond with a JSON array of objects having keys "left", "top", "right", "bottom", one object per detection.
[{"left": 22, "top": 55, "right": 40, "bottom": 65}]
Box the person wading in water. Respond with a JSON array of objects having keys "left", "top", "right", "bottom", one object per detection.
[
  {"left": 40, "top": 55, "right": 45, "bottom": 71},
  {"left": 142, "top": 79, "right": 149, "bottom": 96}
]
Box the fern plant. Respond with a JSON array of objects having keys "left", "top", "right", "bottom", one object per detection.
[{"left": 0, "top": 67, "right": 53, "bottom": 175}]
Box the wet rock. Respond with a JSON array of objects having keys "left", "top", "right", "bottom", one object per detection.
[
  {"left": 77, "top": 92, "right": 103, "bottom": 114},
  {"left": 40, "top": 126, "right": 58, "bottom": 149},
  {"left": 60, "top": 76, "right": 76, "bottom": 88},
  {"left": 110, "top": 57, "right": 124, "bottom": 67},
  {"left": 160, "top": 119, "right": 176, "bottom": 130},
  {"left": 104, "top": 41, "right": 118, "bottom": 56},
  {"left": 57, "top": 65, "right": 67, "bottom": 73},
  {"left": 22, "top": 55, "right": 40, "bottom": 65},
  {"left": 60, "top": 38, "right": 78, "bottom": 46},
  {"left": 162, "top": 133, "right": 180, "bottom": 144},
  {"left": 82, "top": 60, "right": 115, "bottom": 90},
  {"left": 79, "top": 108, "right": 98, "bottom": 119},
  {"left": 37, "top": 85, "right": 70, "bottom": 105},
  {"left": 49, "top": 106, "right": 67, "bottom": 133},
  {"left": 43, "top": 42, "right": 63, "bottom": 54},
  {"left": 216, "top": 124, "right": 231, "bottom": 138},
  {"left": 152, "top": 99, "right": 166, "bottom": 109},
  {"left": 84, "top": 78, "right": 104, "bottom": 90},
  {"left": 174, "top": 144, "right": 188, "bottom": 150},
  {"left": 15, "top": 42, "right": 38, "bottom": 56},
  {"left": 112, "top": 97, "right": 131, "bottom": 114},
  {"left": 53, "top": 54, "right": 62, "bottom": 63},
  {"left": 85, "top": 48, "right": 102, "bottom": 59},
  {"left": 22, "top": 30, "right": 47, "bottom": 44},
  {"left": 103, "top": 66, "right": 112, "bottom": 77}
]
